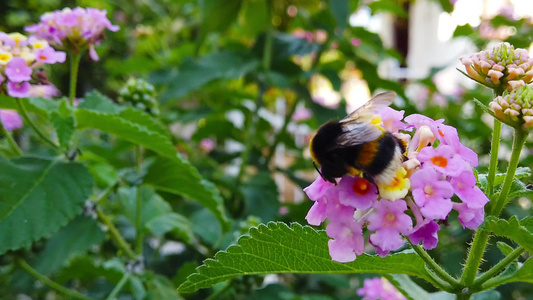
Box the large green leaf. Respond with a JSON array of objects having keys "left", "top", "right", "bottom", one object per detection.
[
  {"left": 0, "top": 95, "right": 59, "bottom": 119},
  {"left": 241, "top": 172, "right": 280, "bottom": 221},
  {"left": 31, "top": 216, "right": 105, "bottom": 275},
  {"left": 146, "top": 212, "right": 193, "bottom": 243},
  {"left": 482, "top": 216, "right": 533, "bottom": 253},
  {"left": 0, "top": 156, "right": 94, "bottom": 254},
  {"left": 178, "top": 222, "right": 436, "bottom": 294},
  {"left": 144, "top": 156, "right": 230, "bottom": 232},
  {"left": 201, "top": 0, "right": 242, "bottom": 34},
  {"left": 478, "top": 167, "right": 530, "bottom": 193},
  {"left": 328, "top": 0, "right": 349, "bottom": 33},
  {"left": 161, "top": 51, "right": 259, "bottom": 101}
]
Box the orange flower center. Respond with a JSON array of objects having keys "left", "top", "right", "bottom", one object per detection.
[
  {"left": 385, "top": 212, "right": 396, "bottom": 223},
  {"left": 431, "top": 156, "right": 448, "bottom": 167},
  {"left": 353, "top": 178, "right": 370, "bottom": 195},
  {"left": 438, "top": 129, "right": 445, "bottom": 137},
  {"left": 424, "top": 185, "right": 433, "bottom": 195},
  {"left": 39, "top": 55, "right": 47, "bottom": 60}
]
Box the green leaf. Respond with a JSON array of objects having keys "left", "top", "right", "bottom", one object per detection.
[
  {"left": 51, "top": 110, "right": 75, "bottom": 149},
  {"left": 241, "top": 172, "right": 280, "bottom": 221},
  {"left": 177, "top": 222, "right": 436, "bottom": 293},
  {"left": 506, "top": 177, "right": 533, "bottom": 201},
  {"left": 29, "top": 216, "right": 105, "bottom": 275},
  {"left": 146, "top": 273, "right": 182, "bottom": 300},
  {"left": 478, "top": 167, "right": 530, "bottom": 193},
  {"left": 146, "top": 212, "right": 194, "bottom": 243},
  {"left": 368, "top": 0, "right": 407, "bottom": 17},
  {"left": 0, "top": 156, "right": 94, "bottom": 254},
  {"left": 144, "top": 156, "right": 230, "bottom": 232},
  {"left": 472, "top": 290, "right": 501, "bottom": 300},
  {"left": 162, "top": 51, "right": 259, "bottom": 101},
  {"left": 78, "top": 90, "right": 123, "bottom": 114},
  {"left": 453, "top": 24, "right": 474, "bottom": 37},
  {"left": 496, "top": 241, "right": 515, "bottom": 256},
  {"left": 385, "top": 274, "right": 431, "bottom": 300},
  {"left": 482, "top": 216, "right": 533, "bottom": 253},
  {"left": 329, "top": 0, "right": 349, "bottom": 33},
  {"left": 0, "top": 95, "right": 59, "bottom": 119},
  {"left": 201, "top": 0, "right": 242, "bottom": 34},
  {"left": 117, "top": 186, "right": 172, "bottom": 229}
]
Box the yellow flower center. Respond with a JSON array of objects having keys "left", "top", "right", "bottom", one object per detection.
[
  {"left": 385, "top": 212, "right": 396, "bottom": 222},
  {"left": 431, "top": 156, "right": 448, "bottom": 167},
  {"left": 424, "top": 185, "right": 433, "bottom": 195},
  {"left": 0, "top": 53, "right": 12, "bottom": 64}
]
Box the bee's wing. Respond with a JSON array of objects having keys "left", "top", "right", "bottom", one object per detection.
[
  {"left": 333, "top": 91, "right": 396, "bottom": 148},
  {"left": 339, "top": 91, "right": 396, "bottom": 124}
]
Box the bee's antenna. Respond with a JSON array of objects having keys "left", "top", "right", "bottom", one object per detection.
[{"left": 313, "top": 162, "right": 325, "bottom": 180}]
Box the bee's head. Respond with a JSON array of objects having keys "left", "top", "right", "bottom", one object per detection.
[{"left": 313, "top": 161, "right": 338, "bottom": 185}]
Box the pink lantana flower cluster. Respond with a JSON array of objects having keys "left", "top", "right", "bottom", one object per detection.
[
  {"left": 25, "top": 7, "right": 119, "bottom": 61},
  {"left": 357, "top": 277, "right": 406, "bottom": 300},
  {"left": 304, "top": 108, "right": 489, "bottom": 262},
  {"left": 460, "top": 42, "right": 533, "bottom": 92},
  {"left": 0, "top": 32, "right": 65, "bottom": 98},
  {"left": 0, "top": 109, "right": 23, "bottom": 131}
]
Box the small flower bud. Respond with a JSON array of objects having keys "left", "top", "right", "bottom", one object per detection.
[
  {"left": 490, "top": 85, "right": 533, "bottom": 130},
  {"left": 118, "top": 78, "right": 159, "bottom": 116}
]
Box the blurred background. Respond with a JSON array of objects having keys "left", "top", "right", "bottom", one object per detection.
[{"left": 2, "top": 0, "right": 533, "bottom": 299}]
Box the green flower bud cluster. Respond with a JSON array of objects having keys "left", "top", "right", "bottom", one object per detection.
[
  {"left": 460, "top": 42, "right": 533, "bottom": 92},
  {"left": 118, "top": 78, "right": 159, "bottom": 115},
  {"left": 489, "top": 85, "right": 533, "bottom": 130}
]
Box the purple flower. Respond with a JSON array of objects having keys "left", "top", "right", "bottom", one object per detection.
[
  {"left": 435, "top": 123, "right": 478, "bottom": 167},
  {"left": 450, "top": 171, "right": 489, "bottom": 209},
  {"left": 0, "top": 109, "right": 23, "bottom": 131},
  {"left": 35, "top": 47, "right": 66, "bottom": 64},
  {"left": 410, "top": 167, "right": 454, "bottom": 220},
  {"left": 357, "top": 277, "right": 406, "bottom": 300},
  {"left": 304, "top": 176, "right": 334, "bottom": 201},
  {"left": 291, "top": 107, "right": 312, "bottom": 122},
  {"left": 7, "top": 81, "right": 31, "bottom": 98},
  {"left": 305, "top": 199, "right": 328, "bottom": 226},
  {"left": 29, "top": 84, "right": 60, "bottom": 98},
  {"left": 408, "top": 219, "right": 440, "bottom": 250},
  {"left": 5, "top": 57, "right": 32, "bottom": 82},
  {"left": 417, "top": 145, "right": 465, "bottom": 177},
  {"left": 454, "top": 203, "right": 485, "bottom": 229},
  {"left": 378, "top": 107, "right": 409, "bottom": 132},
  {"left": 199, "top": 138, "right": 215, "bottom": 153},
  {"left": 367, "top": 199, "right": 412, "bottom": 253},
  {"left": 337, "top": 176, "right": 378, "bottom": 210},
  {"left": 327, "top": 218, "right": 364, "bottom": 262},
  {"left": 25, "top": 7, "right": 119, "bottom": 58}
]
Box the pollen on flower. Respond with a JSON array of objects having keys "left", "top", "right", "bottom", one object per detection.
[{"left": 352, "top": 178, "right": 370, "bottom": 196}]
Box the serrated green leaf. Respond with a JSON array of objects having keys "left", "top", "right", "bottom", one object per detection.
[
  {"left": 0, "top": 95, "right": 59, "bottom": 119},
  {"left": 520, "top": 216, "right": 533, "bottom": 232},
  {"left": 146, "top": 212, "right": 193, "bottom": 243},
  {"left": 177, "top": 222, "right": 436, "bottom": 293},
  {"left": 51, "top": 111, "right": 75, "bottom": 148},
  {"left": 482, "top": 216, "right": 533, "bottom": 253},
  {"left": 29, "top": 216, "right": 105, "bottom": 275},
  {"left": 78, "top": 90, "right": 123, "bottom": 114},
  {"left": 144, "top": 156, "right": 230, "bottom": 232},
  {"left": 506, "top": 178, "right": 533, "bottom": 201},
  {"left": 0, "top": 156, "right": 94, "bottom": 254}
]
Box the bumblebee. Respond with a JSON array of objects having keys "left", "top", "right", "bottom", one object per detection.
[{"left": 309, "top": 91, "right": 406, "bottom": 185}]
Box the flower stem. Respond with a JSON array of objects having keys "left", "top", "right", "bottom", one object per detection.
[
  {"left": 486, "top": 119, "right": 501, "bottom": 197},
  {"left": 0, "top": 120, "right": 23, "bottom": 156},
  {"left": 69, "top": 52, "right": 82, "bottom": 107},
  {"left": 460, "top": 229, "right": 490, "bottom": 287},
  {"left": 135, "top": 146, "right": 144, "bottom": 255},
  {"left": 17, "top": 258, "right": 93, "bottom": 300},
  {"left": 490, "top": 129, "right": 528, "bottom": 216},
  {"left": 104, "top": 272, "right": 130, "bottom": 300},
  {"left": 96, "top": 208, "right": 138, "bottom": 260},
  {"left": 16, "top": 100, "right": 59, "bottom": 149},
  {"left": 410, "top": 243, "right": 460, "bottom": 291},
  {"left": 473, "top": 246, "right": 524, "bottom": 288}
]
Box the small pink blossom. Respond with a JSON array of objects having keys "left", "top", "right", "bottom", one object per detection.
[
  {"left": 327, "top": 219, "right": 364, "bottom": 262},
  {"left": 291, "top": 107, "right": 312, "bottom": 122},
  {"left": 410, "top": 168, "right": 454, "bottom": 220},
  {"left": 5, "top": 57, "right": 32, "bottom": 82},
  {"left": 408, "top": 219, "right": 440, "bottom": 250},
  {"left": 199, "top": 138, "right": 215, "bottom": 153},
  {"left": 337, "top": 176, "right": 378, "bottom": 210},
  {"left": 35, "top": 47, "right": 66, "bottom": 64},
  {"left": 7, "top": 81, "right": 31, "bottom": 98},
  {"left": 304, "top": 176, "right": 334, "bottom": 201},
  {"left": 454, "top": 203, "right": 485, "bottom": 229},
  {"left": 0, "top": 109, "right": 23, "bottom": 131},
  {"left": 367, "top": 199, "right": 412, "bottom": 253},
  {"left": 417, "top": 145, "right": 465, "bottom": 177},
  {"left": 357, "top": 277, "right": 406, "bottom": 300}
]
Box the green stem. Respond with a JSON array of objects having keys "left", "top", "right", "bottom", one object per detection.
[
  {"left": 262, "top": 0, "right": 273, "bottom": 71},
  {"left": 135, "top": 186, "right": 143, "bottom": 255},
  {"left": 69, "top": 52, "right": 82, "bottom": 107},
  {"left": 264, "top": 98, "right": 300, "bottom": 166},
  {"left": 490, "top": 129, "right": 528, "bottom": 216},
  {"left": 16, "top": 100, "right": 59, "bottom": 149},
  {"left": 486, "top": 119, "right": 501, "bottom": 197},
  {"left": 96, "top": 208, "right": 138, "bottom": 260},
  {"left": 460, "top": 229, "right": 490, "bottom": 287},
  {"left": 105, "top": 272, "right": 130, "bottom": 300},
  {"left": 0, "top": 120, "right": 23, "bottom": 156},
  {"left": 473, "top": 246, "right": 524, "bottom": 288},
  {"left": 410, "top": 244, "right": 460, "bottom": 291},
  {"left": 17, "top": 258, "right": 93, "bottom": 300}
]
